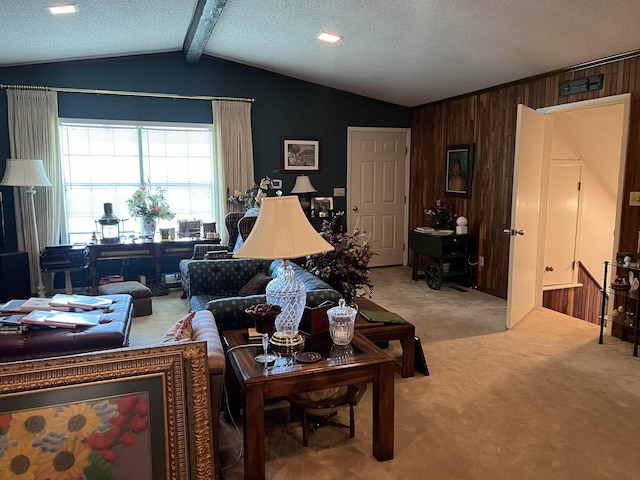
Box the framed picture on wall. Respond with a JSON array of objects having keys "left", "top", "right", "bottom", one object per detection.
[
  {"left": 445, "top": 144, "right": 474, "bottom": 198},
  {"left": 281, "top": 137, "right": 321, "bottom": 173}
]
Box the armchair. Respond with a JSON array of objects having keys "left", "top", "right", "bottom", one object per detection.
[
  {"left": 225, "top": 212, "right": 244, "bottom": 250},
  {"left": 179, "top": 243, "right": 231, "bottom": 299}
]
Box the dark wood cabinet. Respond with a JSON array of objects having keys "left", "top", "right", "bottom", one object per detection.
[{"left": 0, "top": 251, "right": 31, "bottom": 301}]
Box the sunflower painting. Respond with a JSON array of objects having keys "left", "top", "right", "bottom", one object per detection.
[{"left": 0, "top": 393, "right": 151, "bottom": 480}]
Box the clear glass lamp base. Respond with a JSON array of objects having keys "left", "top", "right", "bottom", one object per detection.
[{"left": 266, "top": 260, "right": 307, "bottom": 355}]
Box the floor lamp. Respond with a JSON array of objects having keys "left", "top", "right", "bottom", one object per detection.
[{"left": 0, "top": 159, "right": 52, "bottom": 297}]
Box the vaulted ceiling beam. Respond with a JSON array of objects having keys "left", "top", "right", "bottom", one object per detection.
[{"left": 183, "top": 0, "right": 227, "bottom": 64}]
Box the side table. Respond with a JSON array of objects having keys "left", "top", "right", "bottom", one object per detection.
[
  {"left": 354, "top": 296, "right": 416, "bottom": 377},
  {"left": 409, "top": 231, "right": 474, "bottom": 289},
  {"left": 223, "top": 329, "right": 395, "bottom": 480}
]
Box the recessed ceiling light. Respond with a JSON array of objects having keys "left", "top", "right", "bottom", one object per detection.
[
  {"left": 47, "top": 4, "right": 77, "bottom": 15},
  {"left": 317, "top": 32, "right": 341, "bottom": 44}
]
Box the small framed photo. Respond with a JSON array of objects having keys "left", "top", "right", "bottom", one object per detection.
[
  {"left": 445, "top": 144, "right": 474, "bottom": 198},
  {"left": 281, "top": 136, "right": 321, "bottom": 173},
  {"left": 312, "top": 197, "right": 333, "bottom": 217},
  {"left": 270, "top": 178, "right": 283, "bottom": 189}
]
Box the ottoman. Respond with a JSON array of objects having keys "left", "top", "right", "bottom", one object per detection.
[
  {"left": 0, "top": 294, "right": 133, "bottom": 361},
  {"left": 98, "top": 281, "right": 153, "bottom": 317}
]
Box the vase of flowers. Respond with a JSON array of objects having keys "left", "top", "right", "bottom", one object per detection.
[
  {"left": 126, "top": 183, "right": 175, "bottom": 238},
  {"left": 304, "top": 212, "right": 375, "bottom": 305},
  {"left": 425, "top": 199, "right": 454, "bottom": 230}
]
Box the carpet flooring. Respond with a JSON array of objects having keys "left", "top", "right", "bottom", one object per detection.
[{"left": 130, "top": 266, "right": 640, "bottom": 480}]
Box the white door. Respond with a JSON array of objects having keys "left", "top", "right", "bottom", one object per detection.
[
  {"left": 347, "top": 128, "right": 409, "bottom": 267},
  {"left": 543, "top": 164, "right": 581, "bottom": 286},
  {"left": 506, "top": 105, "right": 548, "bottom": 329}
]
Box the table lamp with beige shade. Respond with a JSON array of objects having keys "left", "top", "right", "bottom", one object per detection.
[
  {"left": 290, "top": 174, "right": 317, "bottom": 211},
  {"left": 234, "top": 195, "right": 334, "bottom": 355}
]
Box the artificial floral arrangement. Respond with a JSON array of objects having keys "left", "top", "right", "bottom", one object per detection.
[
  {"left": 126, "top": 183, "right": 175, "bottom": 221},
  {"left": 228, "top": 176, "right": 271, "bottom": 209},
  {"left": 425, "top": 199, "right": 454, "bottom": 228},
  {"left": 304, "top": 211, "right": 375, "bottom": 304}
]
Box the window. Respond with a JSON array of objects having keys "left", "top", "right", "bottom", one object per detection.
[{"left": 59, "top": 120, "right": 217, "bottom": 244}]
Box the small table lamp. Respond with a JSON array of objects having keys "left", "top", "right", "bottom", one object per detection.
[
  {"left": 234, "top": 196, "right": 334, "bottom": 354},
  {"left": 0, "top": 159, "right": 52, "bottom": 297},
  {"left": 290, "top": 175, "right": 317, "bottom": 211}
]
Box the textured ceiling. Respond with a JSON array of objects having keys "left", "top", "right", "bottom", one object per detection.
[{"left": 2, "top": 0, "right": 640, "bottom": 107}]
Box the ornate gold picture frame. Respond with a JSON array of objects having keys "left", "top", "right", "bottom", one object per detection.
[{"left": 0, "top": 342, "right": 213, "bottom": 480}]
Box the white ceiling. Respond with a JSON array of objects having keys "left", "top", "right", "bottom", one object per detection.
[{"left": 2, "top": 0, "right": 640, "bottom": 107}]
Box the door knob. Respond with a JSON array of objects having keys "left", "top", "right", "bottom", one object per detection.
[
  {"left": 545, "top": 266, "right": 554, "bottom": 272},
  {"left": 503, "top": 228, "right": 525, "bottom": 236},
  {"left": 352, "top": 206, "right": 358, "bottom": 212}
]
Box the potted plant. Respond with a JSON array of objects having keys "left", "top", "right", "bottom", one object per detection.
[
  {"left": 425, "top": 199, "right": 454, "bottom": 230},
  {"left": 126, "top": 183, "right": 175, "bottom": 238},
  {"left": 304, "top": 212, "right": 375, "bottom": 305}
]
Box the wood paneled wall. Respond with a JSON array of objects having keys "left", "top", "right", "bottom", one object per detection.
[{"left": 410, "top": 52, "right": 640, "bottom": 299}]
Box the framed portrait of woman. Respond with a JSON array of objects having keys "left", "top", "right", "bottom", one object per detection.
[{"left": 445, "top": 144, "right": 474, "bottom": 198}]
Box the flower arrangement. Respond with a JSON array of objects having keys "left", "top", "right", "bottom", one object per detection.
[
  {"left": 425, "top": 199, "right": 454, "bottom": 228},
  {"left": 126, "top": 183, "right": 175, "bottom": 221},
  {"left": 228, "top": 176, "right": 271, "bottom": 209},
  {"left": 304, "top": 211, "right": 375, "bottom": 304},
  {"left": 0, "top": 393, "right": 150, "bottom": 479}
]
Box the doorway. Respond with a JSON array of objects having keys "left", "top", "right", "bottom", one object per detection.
[
  {"left": 506, "top": 94, "right": 631, "bottom": 329},
  {"left": 347, "top": 127, "right": 411, "bottom": 267}
]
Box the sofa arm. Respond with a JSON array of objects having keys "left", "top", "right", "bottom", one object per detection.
[
  {"left": 206, "top": 295, "right": 268, "bottom": 332},
  {"left": 190, "top": 310, "right": 225, "bottom": 480},
  {"left": 191, "top": 310, "right": 225, "bottom": 375}
]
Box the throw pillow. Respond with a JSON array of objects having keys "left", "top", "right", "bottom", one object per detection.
[
  {"left": 160, "top": 311, "right": 196, "bottom": 342},
  {"left": 239, "top": 272, "right": 272, "bottom": 296}
]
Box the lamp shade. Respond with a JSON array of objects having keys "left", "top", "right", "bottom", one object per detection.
[
  {"left": 0, "top": 159, "right": 51, "bottom": 187},
  {"left": 290, "top": 175, "right": 317, "bottom": 194},
  {"left": 234, "top": 196, "right": 333, "bottom": 259}
]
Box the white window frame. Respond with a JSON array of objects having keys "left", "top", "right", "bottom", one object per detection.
[{"left": 59, "top": 118, "right": 217, "bottom": 244}]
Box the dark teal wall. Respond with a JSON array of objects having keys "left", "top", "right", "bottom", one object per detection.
[{"left": 0, "top": 52, "right": 410, "bottom": 251}]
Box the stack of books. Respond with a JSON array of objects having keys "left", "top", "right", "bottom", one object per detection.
[
  {"left": 414, "top": 226, "right": 435, "bottom": 234},
  {"left": 0, "top": 294, "right": 113, "bottom": 331}
]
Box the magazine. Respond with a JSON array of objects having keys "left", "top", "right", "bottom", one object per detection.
[
  {"left": 50, "top": 294, "right": 113, "bottom": 310},
  {"left": 0, "top": 314, "right": 26, "bottom": 326},
  {"left": 0, "top": 299, "right": 27, "bottom": 314},
  {"left": 18, "top": 297, "right": 70, "bottom": 312},
  {"left": 20, "top": 309, "right": 102, "bottom": 328}
]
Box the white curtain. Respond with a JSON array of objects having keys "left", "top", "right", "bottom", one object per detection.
[
  {"left": 6, "top": 89, "right": 65, "bottom": 294},
  {"left": 212, "top": 100, "right": 255, "bottom": 234}
]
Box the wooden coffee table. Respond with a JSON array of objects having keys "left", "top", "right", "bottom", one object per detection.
[
  {"left": 354, "top": 297, "right": 416, "bottom": 378},
  {"left": 223, "top": 329, "right": 395, "bottom": 480}
]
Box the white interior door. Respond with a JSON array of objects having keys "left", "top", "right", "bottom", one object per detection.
[
  {"left": 543, "top": 163, "right": 581, "bottom": 286},
  {"left": 506, "top": 105, "right": 548, "bottom": 329},
  {"left": 347, "top": 128, "right": 409, "bottom": 267}
]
